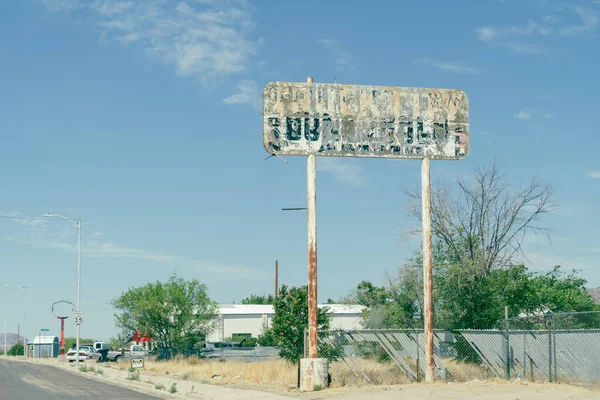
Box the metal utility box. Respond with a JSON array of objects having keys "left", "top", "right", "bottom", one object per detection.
[{"left": 32, "top": 335, "right": 60, "bottom": 358}]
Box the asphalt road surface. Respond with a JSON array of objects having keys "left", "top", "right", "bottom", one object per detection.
[{"left": 0, "top": 359, "right": 162, "bottom": 399}]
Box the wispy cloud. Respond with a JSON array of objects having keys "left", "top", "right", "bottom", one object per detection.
[
  {"left": 223, "top": 80, "right": 260, "bottom": 111},
  {"left": 317, "top": 39, "right": 355, "bottom": 76},
  {"left": 559, "top": 6, "right": 599, "bottom": 37},
  {"left": 1, "top": 213, "right": 265, "bottom": 279},
  {"left": 417, "top": 59, "right": 479, "bottom": 74},
  {"left": 542, "top": 112, "right": 557, "bottom": 120},
  {"left": 476, "top": 6, "right": 598, "bottom": 54},
  {"left": 44, "top": 0, "right": 81, "bottom": 11},
  {"left": 43, "top": 0, "right": 260, "bottom": 83},
  {"left": 318, "top": 158, "right": 364, "bottom": 186},
  {"left": 515, "top": 110, "right": 533, "bottom": 120},
  {"left": 585, "top": 171, "right": 600, "bottom": 179},
  {"left": 476, "top": 25, "right": 547, "bottom": 54}
]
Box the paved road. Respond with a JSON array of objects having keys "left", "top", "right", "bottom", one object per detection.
[{"left": 0, "top": 359, "right": 162, "bottom": 399}]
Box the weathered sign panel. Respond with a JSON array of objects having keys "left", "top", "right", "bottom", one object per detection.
[{"left": 262, "top": 82, "right": 469, "bottom": 160}]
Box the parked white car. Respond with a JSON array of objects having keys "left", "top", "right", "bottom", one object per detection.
[{"left": 66, "top": 345, "right": 101, "bottom": 362}]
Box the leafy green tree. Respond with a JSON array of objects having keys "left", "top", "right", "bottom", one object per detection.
[
  {"left": 241, "top": 293, "right": 274, "bottom": 305},
  {"left": 8, "top": 343, "right": 24, "bottom": 356},
  {"left": 530, "top": 266, "right": 598, "bottom": 313},
  {"left": 271, "top": 285, "right": 332, "bottom": 363},
  {"left": 111, "top": 274, "right": 217, "bottom": 354},
  {"left": 345, "top": 281, "right": 389, "bottom": 308},
  {"left": 257, "top": 328, "right": 277, "bottom": 346}
]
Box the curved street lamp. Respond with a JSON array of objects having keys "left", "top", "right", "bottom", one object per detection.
[{"left": 43, "top": 213, "right": 82, "bottom": 364}]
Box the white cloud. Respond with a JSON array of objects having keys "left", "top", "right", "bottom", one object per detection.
[
  {"left": 477, "top": 26, "right": 498, "bottom": 42},
  {"left": 515, "top": 110, "right": 532, "bottom": 120},
  {"left": 1, "top": 213, "right": 265, "bottom": 279},
  {"left": 223, "top": 80, "right": 260, "bottom": 111},
  {"left": 476, "top": 6, "right": 598, "bottom": 54},
  {"left": 418, "top": 59, "right": 479, "bottom": 74},
  {"left": 318, "top": 158, "right": 364, "bottom": 186},
  {"left": 44, "top": 0, "right": 260, "bottom": 82},
  {"left": 585, "top": 171, "right": 600, "bottom": 179},
  {"left": 559, "top": 7, "right": 598, "bottom": 37},
  {"left": 44, "top": 0, "right": 81, "bottom": 11},
  {"left": 542, "top": 112, "right": 557, "bottom": 120},
  {"left": 317, "top": 39, "right": 355, "bottom": 75}
]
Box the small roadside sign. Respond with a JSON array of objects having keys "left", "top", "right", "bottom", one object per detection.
[
  {"left": 131, "top": 358, "right": 144, "bottom": 369},
  {"left": 41, "top": 328, "right": 49, "bottom": 332},
  {"left": 73, "top": 312, "right": 84, "bottom": 325}
]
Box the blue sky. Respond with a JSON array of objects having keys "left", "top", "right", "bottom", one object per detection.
[{"left": 1, "top": 0, "right": 600, "bottom": 341}]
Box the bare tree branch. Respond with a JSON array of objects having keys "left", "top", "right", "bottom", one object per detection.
[{"left": 402, "top": 161, "right": 557, "bottom": 273}]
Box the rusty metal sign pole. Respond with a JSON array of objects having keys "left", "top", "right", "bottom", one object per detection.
[
  {"left": 421, "top": 157, "right": 435, "bottom": 383},
  {"left": 306, "top": 76, "right": 319, "bottom": 359}
]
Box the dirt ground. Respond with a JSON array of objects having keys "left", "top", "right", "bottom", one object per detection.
[
  {"left": 5, "top": 356, "right": 600, "bottom": 400},
  {"left": 316, "top": 381, "right": 600, "bottom": 400}
]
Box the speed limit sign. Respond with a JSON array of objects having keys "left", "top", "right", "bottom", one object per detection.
[{"left": 73, "top": 312, "right": 84, "bottom": 325}]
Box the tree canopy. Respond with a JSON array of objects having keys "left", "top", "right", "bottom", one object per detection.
[
  {"left": 111, "top": 274, "right": 217, "bottom": 354},
  {"left": 347, "top": 163, "right": 597, "bottom": 330},
  {"left": 271, "top": 284, "right": 331, "bottom": 363},
  {"left": 241, "top": 293, "right": 274, "bottom": 305}
]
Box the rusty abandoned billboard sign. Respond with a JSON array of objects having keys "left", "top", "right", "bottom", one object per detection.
[{"left": 263, "top": 82, "right": 469, "bottom": 160}]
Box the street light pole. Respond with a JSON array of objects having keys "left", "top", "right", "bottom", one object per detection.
[
  {"left": 4, "top": 286, "right": 26, "bottom": 357},
  {"left": 43, "top": 213, "right": 82, "bottom": 365}
]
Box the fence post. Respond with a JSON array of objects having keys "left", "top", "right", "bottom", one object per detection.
[
  {"left": 552, "top": 314, "right": 557, "bottom": 381},
  {"left": 505, "top": 306, "right": 510, "bottom": 380},
  {"left": 547, "top": 315, "right": 553, "bottom": 382},
  {"left": 416, "top": 330, "right": 421, "bottom": 382}
]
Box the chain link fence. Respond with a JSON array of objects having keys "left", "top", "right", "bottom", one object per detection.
[{"left": 312, "top": 311, "right": 600, "bottom": 387}]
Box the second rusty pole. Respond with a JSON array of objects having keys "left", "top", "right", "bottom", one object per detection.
[
  {"left": 306, "top": 76, "right": 319, "bottom": 359},
  {"left": 422, "top": 157, "right": 435, "bottom": 382}
]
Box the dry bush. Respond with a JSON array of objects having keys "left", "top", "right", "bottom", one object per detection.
[{"left": 443, "top": 359, "right": 496, "bottom": 381}]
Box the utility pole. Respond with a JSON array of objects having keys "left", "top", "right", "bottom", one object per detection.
[
  {"left": 275, "top": 260, "right": 279, "bottom": 298},
  {"left": 421, "top": 158, "right": 434, "bottom": 383}
]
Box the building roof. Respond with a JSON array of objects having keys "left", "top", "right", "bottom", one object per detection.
[
  {"left": 219, "top": 304, "right": 274, "bottom": 315},
  {"left": 217, "top": 304, "right": 366, "bottom": 315},
  {"left": 322, "top": 304, "right": 367, "bottom": 314},
  {"left": 32, "top": 336, "right": 58, "bottom": 344}
]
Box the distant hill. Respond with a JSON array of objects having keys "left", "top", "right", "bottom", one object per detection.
[
  {"left": 0, "top": 333, "right": 27, "bottom": 350},
  {"left": 588, "top": 288, "right": 600, "bottom": 304}
]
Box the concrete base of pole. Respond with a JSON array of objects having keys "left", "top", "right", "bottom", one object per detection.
[{"left": 299, "top": 358, "right": 329, "bottom": 392}]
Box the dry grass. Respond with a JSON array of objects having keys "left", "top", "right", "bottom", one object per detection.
[
  {"left": 443, "top": 358, "right": 496, "bottom": 381},
  {"left": 102, "top": 356, "right": 500, "bottom": 390},
  {"left": 329, "top": 359, "right": 411, "bottom": 386},
  {"left": 105, "top": 357, "right": 298, "bottom": 388}
]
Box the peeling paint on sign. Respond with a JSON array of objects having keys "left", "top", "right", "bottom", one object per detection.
[{"left": 262, "top": 82, "right": 469, "bottom": 160}]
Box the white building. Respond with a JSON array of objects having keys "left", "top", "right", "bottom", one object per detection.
[{"left": 206, "top": 304, "right": 366, "bottom": 342}]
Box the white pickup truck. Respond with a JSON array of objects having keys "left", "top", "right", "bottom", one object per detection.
[{"left": 105, "top": 344, "right": 147, "bottom": 362}]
